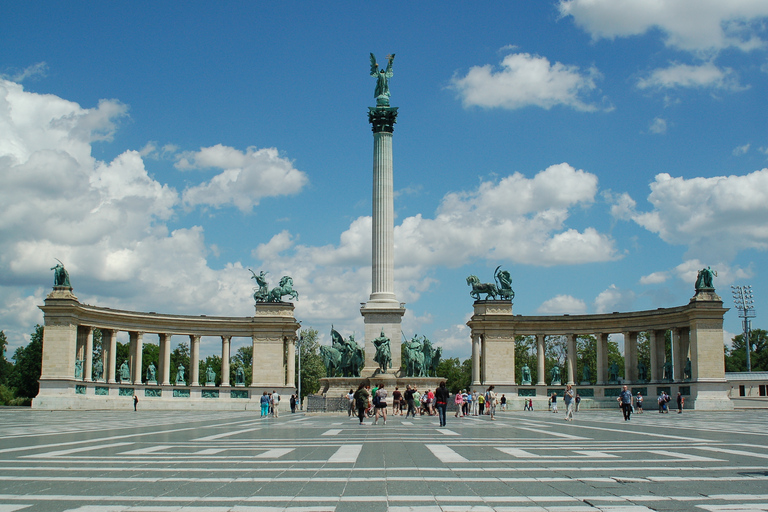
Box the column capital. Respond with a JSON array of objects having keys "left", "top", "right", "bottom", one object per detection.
[{"left": 368, "top": 106, "right": 398, "bottom": 133}]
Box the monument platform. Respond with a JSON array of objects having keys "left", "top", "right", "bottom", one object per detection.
[{"left": 318, "top": 375, "right": 444, "bottom": 397}]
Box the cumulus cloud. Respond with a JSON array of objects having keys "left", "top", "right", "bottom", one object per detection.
[
  {"left": 733, "top": 143, "right": 751, "bottom": 156},
  {"left": 609, "top": 170, "right": 768, "bottom": 260},
  {"left": 559, "top": 0, "right": 768, "bottom": 53},
  {"left": 639, "top": 271, "right": 669, "bottom": 285},
  {"left": 637, "top": 62, "right": 745, "bottom": 91},
  {"left": 537, "top": 295, "right": 587, "bottom": 315},
  {"left": 179, "top": 144, "right": 308, "bottom": 212},
  {"left": 1, "top": 62, "right": 49, "bottom": 83},
  {"left": 649, "top": 117, "right": 667, "bottom": 134},
  {"left": 593, "top": 284, "right": 636, "bottom": 313},
  {"left": 451, "top": 52, "right": 606, "bottom": 111}
]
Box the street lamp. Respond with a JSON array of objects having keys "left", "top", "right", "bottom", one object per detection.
[
  {"left": 296, "top": 335, "right": 304, "bottom": 410},
  {"left": 731, "top": 285, "right": 755, "bottom": 372}
]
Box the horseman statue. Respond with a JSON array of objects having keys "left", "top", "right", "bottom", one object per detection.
[
  {"left": 402, "top": 335, "right": 442, "bottom": 377},
  {"left": 466, "top": 266, "right": 514, "bottom": 301},
  {"left": 249, "top": 270, "right": 299, "bottom": 303},
  {"left": 320, "top": 327, "right": 364, "bottom": 378}
]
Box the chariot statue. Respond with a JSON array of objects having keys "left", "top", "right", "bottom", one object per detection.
[
  {"left": 466, "top": 266, "right": 515, "bottom": 301},
  {"left": 51, "top": 259, "right": 71, "bottom": 288},
  {"left": 249, "top": 270, "right": 299, "bottom": 303}
]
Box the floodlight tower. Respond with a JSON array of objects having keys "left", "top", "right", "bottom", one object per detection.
[{"left": 731, "top": 285, "right": 755, "bottom": 372}]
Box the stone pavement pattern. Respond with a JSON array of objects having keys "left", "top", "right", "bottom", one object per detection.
[{"left": 1, "top": 407, "right": 767, "bottom": 512}]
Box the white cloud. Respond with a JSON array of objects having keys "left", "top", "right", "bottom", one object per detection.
[
  {"left": 451, "top": 52, "right": 606, "bottom": 112},
  {"left": 593, "top": 284, "right": 636, "bottom": 313},
  {"left": 537, "top": 295, "right": 587, "bottom": 315},
  {"left": 640, "top": 271, "right": 669, "bottom": 285},
  {"left": 1, "top": 62, "right": 48, "bottom": 83},
  {"left": 649, "top": 117, "right": 667, "bottom": 134},
  {"left": 559, "top": 0, "right": 768, "bottom": 53},
  {"left": 733, "top": 143, "right": 751, "bottom": 156},
  {"left": 179, "top": 144, "right": 308, "bottom": 212},
  {"left": 637, "top": 62, "right": 745, "bottom": 91},
  {"left": 611, "top": 170, "right": 768, "bottom": 260}
]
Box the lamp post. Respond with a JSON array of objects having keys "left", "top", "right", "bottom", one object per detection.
[
  {"left": 296, "top": 335, "right": 304, "bottom": 410},
  {"left": 731, "top": 285, "right": 755, "bottom": 372}
]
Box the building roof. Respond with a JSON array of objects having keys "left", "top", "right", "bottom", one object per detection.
[{"left": 725, "top": 372, "right": 768, "bottom": 381}]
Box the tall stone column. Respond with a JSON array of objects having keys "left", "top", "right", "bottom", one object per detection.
[
  {"left": 595, "top": 332, "right": 608, "bottom": 385},
  {"left": 565, "top": 333, "right": 576, "bottom": 385},
  {"left": 221, "top": 336, "right": 231, "bottom": 387},
  {"left": 190, "top": 335, "right": 201, "bottom": 387},
  {"left": 471, "top": 333, "right": 482, "bottom": 386},
  {"left": 536, "top": 334, "right": 546, "bottom": 386},
  {"left": 105, "top": 329, "right": 117, "bottom": 383},
  {"left": 286, "top": 336, "right": 296, "bottom": 387},
  {"left": 83, "top": 327, "right": 94, "bottom": 381},
  {"left": 676, "top": 328, "right": 690, "bottom": 380},
  {"left": 671, "top": 328, "right": 681, "bottom": 381},
  {"left": 650, "top": 329, "right": 666, "bottom": 382},
  {"left": 623, "top": 331, "right": 638, "bottom": 384},
  {"left": 159, "top": 333, "right": 171, "bottom": 386},
  {"left": 129, "top": 331, "right": 143, "bottom": 384},
  {"left": 361, "top": 105, "right": 405, "bottom": 373}
]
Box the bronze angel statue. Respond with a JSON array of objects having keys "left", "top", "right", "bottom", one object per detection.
[{"left": 370, "top": 53, "right": 395, "bottom": 107}]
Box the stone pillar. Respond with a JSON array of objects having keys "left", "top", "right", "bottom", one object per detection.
[
  {"left": 83, "top": 327, "right": 94, "bottom": 381},
  {"left": 649, "top": 329, "right": 666, "bottom": 382},
  {"left": 105, "top": 329, "right": 117, "bottom": 383},
  {"left": 623, "top": 331, "right": 638, "bottom": 384},
  {"left": 676, "top": 328, "right": 690, "bottom": 380},
  {"left": 536, "top": 334, "right": 546, "bottom": 386},
  {"left": 565, "top": 333, "right": 576, "bottom": 385},
  {"left": 471, "top": 333, "right": 482, "bottom": 386},
  {"left": 595, "top": 332, "right": 608, "bottom": 385},
  {"left": 190, "top": 335, "right": 201, "bottom": 387},
  {"left": 286, "top": 336, "right": 296, "bottom": 387},
  {"left": 159, "top": 333, "right": 171, "bottom": 386},
  {"left": 129, "top": 332, "right": 143, "bottom": 384},
  {"left": 221, "top": 335, "right": 231, "bottom": 387},
  {"left": 671, "top": 328, "right": 681, "bottom": 381}
]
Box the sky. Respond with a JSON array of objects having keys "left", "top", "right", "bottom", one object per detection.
[{"left": 1, "top": 1, "right": 767, "bottom": 362}]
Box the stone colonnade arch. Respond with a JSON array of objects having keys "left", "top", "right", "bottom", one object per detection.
[
  {"left": 32, "top": 286, "right": 300, "bottom": 410},
  {"left": 467, "top": 291, "right": 732, "bottom": 410}
]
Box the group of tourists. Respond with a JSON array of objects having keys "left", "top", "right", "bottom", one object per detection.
[
  {"left": 453, "top": 387, "right": 503, "bottom": 419},
  {"left": 259, "top": 390, "right": 281, "bottom": 418}
]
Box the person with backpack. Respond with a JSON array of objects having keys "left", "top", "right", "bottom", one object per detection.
[
  {"left": 353, "top": 383, "right": 369, "bottom": 425},
  {"left": 374, "top": 384, "right": 388, "bottom": 425}
]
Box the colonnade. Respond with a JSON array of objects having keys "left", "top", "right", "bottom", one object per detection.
[{"left": 74, "top": 327, "right": 296, "bottom": 387}]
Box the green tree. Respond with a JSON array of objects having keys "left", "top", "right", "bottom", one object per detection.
[
  {"left": 637, "top": 331, "right": 650, "bottom": 377},
  {"left": 200, "top": 354, "right": 222, "bottom": 386},
  {"left": 9, "top": 325, "right": 44, "bottom": 400},
  {"left": 142, "top": 343, "right": 160, "bottom": 383},
  {"left": 726, "top": 328, "right": 768, "bottom": 372},
  {"left": 231, "top": 345, "right": 253, "bottom": 386},
  {"left": 576, "top": 335, "right": 596, "bottom": 384},
  {"left": 436, "top": 357, "right": 471, "bottom": 393},
  {"left": 296, "top": 328, "right": 325, "bottom": 404},
  {"left": 115, "top": 340, "right": 130, "bottom": 372},
  {"left": 0, "top": 331, "right": 11, "bottom": 387},
  {"left": 514, "top": 335, "right": 537, "bottom": 385}
]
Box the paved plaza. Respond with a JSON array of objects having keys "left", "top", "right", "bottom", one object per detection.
[{"left": 1, "top": 407, "right": 767, "bottom": 512}]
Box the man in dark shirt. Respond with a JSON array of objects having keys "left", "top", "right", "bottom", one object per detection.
[
  {"left": 404, "top": 385, "right": 417, "bottom": 419},
  {"left": 618, "top": 385, "right": 633, "bottom": 421}
]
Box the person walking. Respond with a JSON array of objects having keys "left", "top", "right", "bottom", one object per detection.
[
  {"left": 529, "top": 398, "right": 534, "bottom": 411},
  {"left": 404, "top": 385, "right": 417, "bottom": 418},
  {"left": 435, "top": 381, "right": 449, "bottom": 427},
  {"left": 635, "top": 392, "right": 644, "bottom": 414},
  {"left": 353, "top": 383, "right": 369, "bottom": 425},
  {"left": 564, "top": 384, "right": 575, "bottom": 421},
  {"left": 374, "top": 385, "right": 388, "bottom": 425},
  {"left": 487, "top": 385, "right": 498, "bottom": 420},
  {"left": 392, "top": 387, "right": 402, "bottom": 416},
  {"left": 500, "top": 394, "right": 507, "bottom": 411},
  {"left": 260, "top": 391, "right": 270, "bottom": 418},
  {"left": 618, "top": 385, "right": 633, "bottom": 421},
  {"left": 271, "top": 390, "right": 280, "bottom": 418},
  {"left": 575, "top": 394, "right": 581, "bottom": 413},
  {"left": 478, "top": 393, "right": 485, "bottom": 415},
  {"left": 550, "top": 393, "right": 558, "bottom": 413},
  {"left": 290, "top": 394, "right": 296, "bottom": 413},
  {"left": 471, "top": 390, "right": 479, "bottom": 416},
  {"left": 523, "top": 398, "right": 530, "bottom": 411},
  {"left": 347, "top": 389, "right": 355, "bottom": 417},
  {"left": 676, "top": 392, "right": 684, "bottom": 414},
  {"left": 454, "top": 389, "right": 464, "bottom": 417},
  {"left": 133, "top": 394, "right": 138, "bottom": 412}
]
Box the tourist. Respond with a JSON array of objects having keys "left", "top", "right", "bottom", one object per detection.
[
  {"left": 374, "top": 384, "right": 388, "bottom": 425},
  {"left": 353, "top": 383, "right": 369, "bottom": 425},
  {"left": 412, "top": 388, "right": 421, "bottom": 416},
  {"left": 272, "top": 390, "right": 280, "bottom": 418},
  {"left": 347, "top": 389, "right": 355, "bottom": 417},
  {"left": 471, "top": 390, "right": 479, "bottom": 416},
  {"left": 551, "top": 393, "right": 558, "bottom": 413},
  {"left": 404, "top": 385, "right": 416, "bottom": 418},
  {"left": 523, "top": 398, "right": 530, "bottom": 411},
  {"left": 575, "top": 394, "right": 581, "bottom": 412},
  {"left": 677, "top": 392, "right": 684, "bottom": 414},
  {"left": 435, "top": 381, "right": 449, "bottom": 427},
  {"left": 618, "top": 385, "right": 633, "bottom": 421},
  {"left": 487, "top": 385, "right": 497, "bottom": 420},
  {"left": 267, "top": 393, "right": 273, "bottom": 416},
  {"left": 500, "top": 394, "right": 507, "bottom": 411},
  {"left": 548, "top": 395, "right": 552, "bottom": 411},
  {"left": 290, "top": 394, "right": 296, "bottom": 413},
  {"left": 635, "top": 392, "right": 644, "bottom": 414},
  {"left": 464, "top": 390, "right": 471, "bottom": 416},
  {"left": 427, "top": 388, "right": 435, "bottom": 416},
  {"left": 564, "top": 384, "right": 574, "bottom": 422},
  {"left": 658, "top": 391, "right": 665, "bottom": 413},
  {"left": 392, "top": 387, "right": 402, "bottom": 416},
  {"left": 528, "top": 398, "right": 533, "bottom": 411},
  {"left": 260, "top": 391, "right": 270, "bottom": 418},
  {"left": 454, "top": 389, "right": 464, "bottom": 417},
  {"left": 133, "top": 394, "right": 138, "bottom": 412},
  {"left": 478, "top": 392, "right": 485, "bottom": 415}
]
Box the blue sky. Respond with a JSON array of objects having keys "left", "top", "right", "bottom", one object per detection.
[{"left": 1, "top": 1, "right": 767, "bottom": 360}]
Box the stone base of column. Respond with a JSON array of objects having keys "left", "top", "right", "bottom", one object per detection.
[{"left": 360, "top": 303, "right": 405, "bottom": 375}]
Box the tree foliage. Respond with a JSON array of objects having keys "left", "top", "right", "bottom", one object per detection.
[
  {"left": 231, "top": 345, "right": 253, "bottom": 387},
  {"left": 170, "top": 341, "right": 190, "bottom": 385},
  {"left": 296, "top": 328, "right": 325, "bottom": 403},
  {"left": 9, "top": 325, "right": 43, "bottom": 400},
  {"left": 726, "top": 328, "right": 767, "bottom": 372},
  {"left": 435, "top": 357, "right": 471, "bottom": 393}
]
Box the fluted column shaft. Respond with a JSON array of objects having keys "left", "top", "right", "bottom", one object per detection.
[
  {"left": 471, "top": 334, "right": 481, "bottom": 385},
  {"left": 190, "top": 335, "right": 201, "bottom": 386},
  {"left": 221, "top": 336, "right": 231, "bottom": 387},
  {"left": 370, "top": 131, "right": 396, "bottom": 303},
  {"left": 160, "top": 333, "right": 171, "bottom": 386},
  {"left": 536, "top": 334, "right": 546, "bottom": 386},
  {"left": 566, "top": 333, "right": 576, "bottom": 385},
  {"left": 83, "top": 327, "right": 94, "bottom": 381}
]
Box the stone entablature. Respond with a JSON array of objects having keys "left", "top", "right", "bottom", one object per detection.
[
  {"left": 33, "top": 287, "right": 300, "bottom": 410},
  {"left": 467, "top": 294, "right": 732, "bottom": 410}
]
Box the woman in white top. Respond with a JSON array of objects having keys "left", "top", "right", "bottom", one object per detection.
[{"left": 374, "top": 385, "right": 388, "bottom": 425}]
